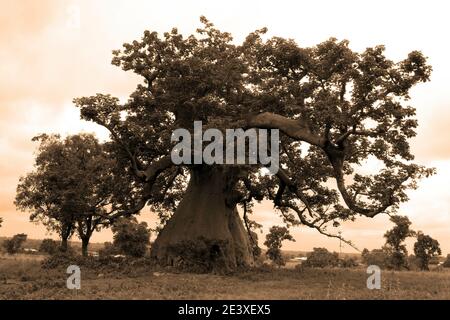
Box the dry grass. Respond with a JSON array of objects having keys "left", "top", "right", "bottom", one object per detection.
[{"left": 1, "top": 254, "right": 450, "bottom": 300}]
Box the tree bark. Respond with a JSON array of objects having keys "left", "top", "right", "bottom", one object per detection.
[
  {"left": 150, "top": 166, "right": 254, "bottom": 272},
  {"left": 60, "top": 237, "right": 68, "bottom": 253},
  {"left": 81, "top": 238, "right": 89, "bottom": 257}
]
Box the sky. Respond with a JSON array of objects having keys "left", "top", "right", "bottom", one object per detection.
[{"left": 1, "top": 0, "right": 450, "bottom": 254}]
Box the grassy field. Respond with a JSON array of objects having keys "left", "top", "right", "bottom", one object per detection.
[{"left": 1, "top": 254, "right": 450, "bottom": 300}]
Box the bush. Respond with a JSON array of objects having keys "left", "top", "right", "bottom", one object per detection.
[
  {"left": 361, "top": 248, "right": 389, "bottom": 268},
  {"left": 98, "top": 242, "right": 121, "bottom": 257},
  {"left": 2, "top": 234, "right": 27, "bottom": 254},
  {"left": 41, "top": 251, "right": 78, "bottom": 269},
  {"left": 39, "top": 239, "right": 59, "bottom": 255},
  {"left": 304, "top": 248, "right": 339, "bottom": 268},
  {"left": 165, "top": 237, "right": 232, "bottom": 273},
  {"left": 112, "top": 218, "right": 151, "bottom": 258},
  {"left": 339, "top": 257, "right": 358, "bottom": 268},
  {"left": 443, "top": 254, "right": 450, "bottom": 268}
]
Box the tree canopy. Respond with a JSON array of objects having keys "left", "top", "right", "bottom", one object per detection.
[
  {"left": 264, "top": 225, "right": 295, "bottom": 266},
  {"left": 414, "top": 232, "right": 441, "bottom": 270},
  {"left": 74, "top": 17, "right": 433, "bottom": 240},
  {"left": 112, "top": 217, "right": 151, "bottom": 257},
  {"left": 15, "top": 133, "right": 136, "bottom": 255},
  {"left": 383, "top": 215, "right": 416, "bottom": 269}
]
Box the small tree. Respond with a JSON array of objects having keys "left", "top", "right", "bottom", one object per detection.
[
  {"left": 384, "top": 215, "right": 415, "bottom": 270},
  {"left": 39, "top": 239, "right": 59, "bottom": 255},
  {"left": 15, "top": 134, "right": 135, "bottom": 256},
  {"left": 112, "top": 218, "right": 151, "bottom": 257},
  {"left": 2, "top": 234, "right": 27, "bottom": 254},
  {"left": 304, "top": 247, "right": 339, "bottom": 268},
  {"left": 361, "top": 248, "right": 389, "bottom": 268},
  {"left": 264, "top": 226, "right": 295, "bottom": 266},
  {"left": 413, "top": 232, "right": 441, "bottom": 271}
]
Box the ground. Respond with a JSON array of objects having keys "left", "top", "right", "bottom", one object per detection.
[{"left": 1, "top": 254, "right": 450, "bottom": 299}]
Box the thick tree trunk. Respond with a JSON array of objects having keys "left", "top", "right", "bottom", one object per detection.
[
  {"left": 81, "top": 238, "right": 89, "bottom": 257},
  {"left": 150, "top": 167, "right": 254, "bottom": 272},
  {"left": 60, "top": 224, "right": 72, "bottom": 253},
  {"left": 60, "top": 237, "right": 68, "bottom": 253}
]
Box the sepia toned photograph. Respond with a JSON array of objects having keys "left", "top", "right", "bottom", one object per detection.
[{"left": 1, "top": 0, "right": 450, "bottom": 311}]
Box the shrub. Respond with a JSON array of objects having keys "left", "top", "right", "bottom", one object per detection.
[
  {"left": 39, "top": 239, "right": 59, "bottom": 255},
  {"left": 41, "top": 251, "right": 78, "bottom": 269},
  {"left": 361, "top": 248, "right": 389, "bottom": 268},
  {"left": 442, "top": 254, "right": 450, "bottom": 268},
  {"left": 339, "top": 257, "right": 358, "bottom": 268},
  {"left": 2, "top": 234, "right": 27, "bottom": 254},
  {"left": 165, "top": 237, "right": 231, "bottom": 273},
  {"left": 304, "top": 248, "right": 339, "bottom": 268},
  {"left": 98, "top": 242, "right": 121, "bottom": 257},
  {"left": 112, "top": 218, "right": 151, "bottom": 258}
]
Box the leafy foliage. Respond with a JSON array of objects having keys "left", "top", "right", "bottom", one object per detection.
[
  {"left": 304, "top": 247, "right": 339, "bottom": 268},
  {"left": 383, "top": 215, "right": 415, "bottom": 270},
  {"left": 249, "top": 231, "right": 262, "bottom": 259},
  {"left": 264, "top": 226, "right": 295, "bottom": 266},
  {"left": 2, "top": 234, "right": 27, "bottom": 254},
  {"left": 73, "top": 17, "right": 434, "bottom": 246},
  {"left": 413, "top": 232, "right": 441, "bottom": 270},
  {"left": 443, "top": 254, "right": 450, "bottom": 268},
  {"left": 15, "top": 134, "right": 134, "bottom": 256},
  {"left": 361, "top": 248, "right": 389, "bottom": 268},
  {"left": 339, "top": 257, "right": 358, "bottom": 268},
  {"left": 99, "top": 242, "right": 121, "bottom": 257},
  {"left": 165, "top": 237, "right": 232, "bottom": 273},
  {"left": 39, "top": 239, "right": 59, "bottom": 255},
  {"left": 112, "top": 217, "right": 151, "bottom": 258}
]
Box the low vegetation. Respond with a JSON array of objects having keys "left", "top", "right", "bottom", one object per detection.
[{"left": 1, "top": 252, "right": 450, "bottom": 300}]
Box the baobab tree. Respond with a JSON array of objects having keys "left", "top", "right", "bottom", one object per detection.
[{"left": 74, "top": 17, "right": 433, "bottom": 271}]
